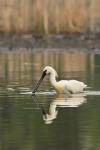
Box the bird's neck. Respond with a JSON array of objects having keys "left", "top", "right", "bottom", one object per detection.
[{"left": 49, "top": 74, "right": 57, "bottom": 87}]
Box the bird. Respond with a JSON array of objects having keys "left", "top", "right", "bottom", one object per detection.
[{"left": 32, "top": 66, "right": 87, "bottom": 94}]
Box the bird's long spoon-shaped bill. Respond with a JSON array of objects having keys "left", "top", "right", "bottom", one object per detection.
[{"left": 32, "top": 71, "right": 46, "bottom": 93}]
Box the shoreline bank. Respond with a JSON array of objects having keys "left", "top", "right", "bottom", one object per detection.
[{"left": 0, "top": 33, "right": 100, "bottom": 51}]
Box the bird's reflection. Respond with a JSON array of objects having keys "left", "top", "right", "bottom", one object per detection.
[{"left": 32, "top": 93, "right": 87, "bottom": 124}]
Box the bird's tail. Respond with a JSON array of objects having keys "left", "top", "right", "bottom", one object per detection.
[{"left": 84, "top": 86, "right": 92, "bottom": 90}]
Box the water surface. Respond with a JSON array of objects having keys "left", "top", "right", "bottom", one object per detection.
[{"left": 0, "top": 50, "right": 100, "bottom": 150}]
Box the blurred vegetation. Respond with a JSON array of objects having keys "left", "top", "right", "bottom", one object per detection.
[
  {"left": 0, "top": 51, "right": 95, "bottom": 87},
  {"left": 0, "top": 0, "right": 100, "bottom": 33}
]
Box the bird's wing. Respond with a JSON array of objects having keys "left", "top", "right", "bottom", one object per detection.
[{"left": 65, "top": 80, "right": 86, "bottom": 93}]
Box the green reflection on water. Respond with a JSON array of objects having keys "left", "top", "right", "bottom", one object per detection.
[{"left": 0, "top": 50, "right": 100, "bottom": 150}]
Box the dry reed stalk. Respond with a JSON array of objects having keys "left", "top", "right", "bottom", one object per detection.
[
  {"left": 15, "top": 0, "right": 24, "bottom": 32},
  {"left": 13, "top": 0, "right": 32, "bottom": 33},
  {"left": 43, "top": 0, "right": 49, "bottom": 34},
  {"left": 2, "top": 0, "right": 13, "bottom": 32},
  {"left": 33, "top": 0, "right": 44, "bottom": 33},
  {"left": 0, "top": 1, "right": 4, "bottom": 31},
  {"left": 89, "top": 0, "right": 100, "bottom": 32},
  {"left": 0, "top": 0, "right": 99, "bottom": 33},
  {"left": 63, "top": 0, "right": 86, "bottom": 32}
]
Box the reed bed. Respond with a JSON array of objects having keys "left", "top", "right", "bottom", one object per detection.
[{"left": 0, "top": 0, "right": 100, "bottom": 33}]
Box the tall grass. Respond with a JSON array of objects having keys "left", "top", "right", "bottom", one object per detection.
[{"left": 0, "top": 0, "right": 100, "bottom": 33}]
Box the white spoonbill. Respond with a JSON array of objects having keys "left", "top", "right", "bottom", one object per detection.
[{"left": 32, "top": 66, "right": 87, "bottom": 94}]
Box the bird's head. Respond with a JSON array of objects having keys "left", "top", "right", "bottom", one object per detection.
[
  {"left": 43, "top": 66, "right": 58, "bottom": 77},
  {"left": 32, "top": 66, "right": 58, "bottom": 93}
]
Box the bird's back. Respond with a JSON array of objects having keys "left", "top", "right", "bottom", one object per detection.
[
  {"left": 66, "top": 80, "right": 87, "bottom": 93},
  {"left": 59, "top": 80, "right": 87, "bottom": 93}
]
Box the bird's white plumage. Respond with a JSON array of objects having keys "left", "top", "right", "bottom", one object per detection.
[
  {"left": 42, "top": 66, "right": 87, "bottom": 94},
  {"left": 59, "top": 80, "right": 87, "bottom": 93},
  {"left": 43, "top": 66, "right": 58, "bottom": 78}
]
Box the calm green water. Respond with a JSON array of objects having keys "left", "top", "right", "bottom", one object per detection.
[{"left": 0, "top": 50, "right": 100, "bottom": 150}]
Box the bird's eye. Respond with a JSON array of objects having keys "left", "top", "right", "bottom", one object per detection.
[{"left": 44, "top": 69, "right": 47, "bottom": 73}]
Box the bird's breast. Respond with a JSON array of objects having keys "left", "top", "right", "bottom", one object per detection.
[{"left": 54, "top": 82, "right": 65, "bottom": 93}]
